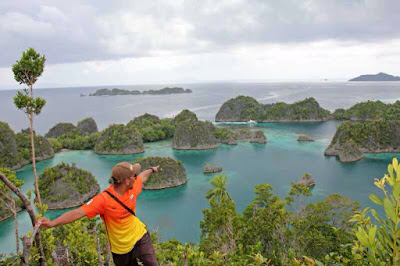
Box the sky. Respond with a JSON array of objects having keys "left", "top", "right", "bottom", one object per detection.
[{"left": 0, "top": 0, "right": 399, "bottom": 89}]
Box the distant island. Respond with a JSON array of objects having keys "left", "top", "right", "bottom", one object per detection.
[
  {"left": 89, "top": 87, "right": 193, "bottom": 96},
  {"left": 349, "top": 72, "right": 400, "bottom": 81}
]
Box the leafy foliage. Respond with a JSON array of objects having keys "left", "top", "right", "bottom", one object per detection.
[
  {"left": 135, "top": 156, "right": 187, "bottom": 189},
  {"left": 15, "top": 132, "right": 54, "bottom": 162},
  {"left": 94, "top": 124, "right": 144, "bottom": 153},
  {"left": 4, "top": 159, "right": 400, "bottom": 265},
  {"left": 127, "top": 114, "right": 175, "bottom": 142},
  {"left": 38, "top": 162, "right": 99, "bottom": 203},
  {"left": 12, "top": 48, "right": 45, "bottom": 86},
  {"left": 0, "top": 122, "right": 20, "bottom": 169}
]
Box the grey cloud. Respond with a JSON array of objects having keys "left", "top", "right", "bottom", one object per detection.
[{"left": 0, "top": 0, "right": 399, "bottom": 66}]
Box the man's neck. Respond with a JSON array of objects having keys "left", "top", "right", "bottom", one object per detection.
[{"left": 113, "top": 184, "right": 126, "bottom": 196}]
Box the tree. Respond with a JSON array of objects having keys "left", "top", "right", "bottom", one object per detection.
[
  {"left": 12, "top": 48, "right": 46, "bottom": 206},
  {"left": 351, "top": 157, "right": 400, "bottom": 265},
  {"left": 0, "top": 168, "right": 23, "bottom": 255},
  {"left": 201, "top": 175, "right": 239, "bottom": 255}
]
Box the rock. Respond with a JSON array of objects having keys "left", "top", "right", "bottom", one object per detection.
[
  {"left": 0, "top": 122, "right": 19, "bottom": 169},
  {"left": 216, "top": 96, "right": 260, "bottom": 122},
  {"left": 173, "top": 120, "right": 218, "bottom": 150},
  {"left": 135, "top": 156, "right": 187, "bottom": 189},
  {"left": 215, "top": 96, "right": 330, "bottom": 122},
  {"left": 297, "top": 135, "right": 315, "bottom": 142},
  {"left": 45, "top": 123, "right": 77, "bottom": 138},
  {"left": 77, "top": 117, "right": 98, "bottom": 135},
  {"left": 297, "top": 173, "right": 315, "bottom": 187},
  {"left": 203, "top": 163, "right": 223, "bottom": 174},
  {"left": 39, "top": 162, "right": 100, "bottom": 209},
  {"left": 325, "top": 120, "right": 400, "bottom": 161},
  {"left": 213, "top": 127, "right": 237, "bottom": 145},
  {"left": 95, "top": 124, "right": 144, "bottom": 154},
  {"left": 338, "top": 141, "right": 365, "bottom": 163},
  {"left": 172, "top": 109, "right": 198, "bottom": 125},
  {"left": 234, "top": 128, "right": 253, "bottom": 140},
  {"left": 250, "top": 130, "right": 267, "bottom": 144}
]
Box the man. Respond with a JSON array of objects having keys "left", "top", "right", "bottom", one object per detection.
[{"left": 38, "top": 162, "right": 160, "bottom": 266}]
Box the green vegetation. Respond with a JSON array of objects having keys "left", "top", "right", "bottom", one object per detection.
[
  {"left": 213, "top": 127, "right": 236, "bottom": 141},
  {"left": 257, "top": 98, "right": 330, "bottom": 121},
  {"left": 89, "top": 87, "right": 192, "bottom": 96},
  {"left": 172, "top": 109, "right": 198, "bottom": 125},
  {"left": 94, "top": 124, "right": 144, "bottom": 154},
  {"left": 45, "top": 119, "right": 100, "bottom": 150},
  {"left": 333, "top": 100, "right": 389, "bottom": 120},
  {"left": 173, "top": 120, "right": 218, "bottom": 149},
  {"left": 328, "top": 120, "right": 399, "bottom": 151},
  {"left": 135, "top": 156, "right": 187, "bottom": 189},
  {"left": 15, "top": 132, "right": 54, "bottom": 163},
  {"left": 333, "top": 100, "right": 400, "bottom": 121},
  {"left": 77, "top": 117, "right": 98, "bottom": 135},
  {"left": 55, "top": 130, "right": 100, "bottom": 150},
  {"left": 127, "top": 114, "right": 175, "bottom": 142},
  {"left": 38, "top": 162, "right": 99, "bottom": 203},
  {"left": 45, "top": 123, "right": 77, "bottom": 138},
  {"left": 2, "top": 159, "right": 400, "bottom": 265},
  {"left": 0, "top": 122, "right": 20, "bottom": 169},
  {"left": 216, "top": 96, "right": 331, "bottom": 122}
]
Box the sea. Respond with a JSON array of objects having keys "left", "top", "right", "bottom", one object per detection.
[{"left": 0, "top": 81, "right": 400, "bottom": 255}]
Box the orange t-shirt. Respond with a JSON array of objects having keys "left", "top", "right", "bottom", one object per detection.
[{"left": 81, "top": 176, "right": 147, "bottom": 254}]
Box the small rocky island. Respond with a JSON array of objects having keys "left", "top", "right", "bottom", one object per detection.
[
  {"left": 297, "top": 135, "right": 315, "bottom": 142},
  {"left": 95, "top": 124, "right": 144, "bottom": 154},
  {"left": 349, "top": 72, "right": 400, "bottom": 81},
  {"left": 250, "top": 130, "right": 267, "bottom": 144},
  {"left": 297, "top": 173, "right": 315, "bottom": 187},
  {"left": 325, "top": 120, "right": 400, "bottom": 162},
  {"left": 203, "top": 163, "right": 223, "bottom": 174},
  {"left": 135, "top": 156, "right": 187, "bottom": 189},
  {"left": 38, "top": 162, "right": 100, "bottom": 209},
  {"left": 172, "top": 110, "right": 218, "bottom": 150},
  {"left": 215, "top": 96, "right": 330, "bottom": 122},
  {"left": 89, "top": 87, "right": 192, "bottom": 96}
]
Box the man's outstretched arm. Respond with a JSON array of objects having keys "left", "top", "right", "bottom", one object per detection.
[
  {"left": 38, "top": 207, "right": 86, "bottom": 229},
  {"left": 139, "top": 165, "right": 160, "bottom": 183}
]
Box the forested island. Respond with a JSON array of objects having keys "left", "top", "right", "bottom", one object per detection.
[
  {"left": 135, "top": 156, "right": 187, "bottom": 189},
  {"left": 38, "top": 163, "right": 100, "bottom": 209},
  {"left": 216, "top": 96, "right": 330, "bottom": 122},
  {"left": 325, "top": 120, "right": 400, "bottom": 162},
  {"left": 88, "top": 87, "right": 193, "bottom": 96},
  {"left": 349, "top": 72, "right": 400, "bottom": 81}
]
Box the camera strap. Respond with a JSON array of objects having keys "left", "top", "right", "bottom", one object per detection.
[{"left": 104, "top": 190, "right": 136, "bottom": 216}]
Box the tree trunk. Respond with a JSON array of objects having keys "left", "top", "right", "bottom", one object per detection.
[
  {"left": 22, "top": 236, "right": 30, "bottom": 266},
  {"left": 93, "top": 229, "right": 104, "bottom": 266},
  {"left": 107, "top": 241, "right": 113, "bottom": 266},
  {"left": 29, "top": 113, "right": 42, "bottom": 206},
  {"left": 0, "top": 172, "right": 46, "bottom": 265},
  {"left": 11, "top": 197, "right": 20, "bottom": 255}
]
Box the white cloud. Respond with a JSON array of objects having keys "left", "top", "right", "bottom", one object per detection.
[{"left": 0, "top": 12, "right": 54, "bottom": 36}]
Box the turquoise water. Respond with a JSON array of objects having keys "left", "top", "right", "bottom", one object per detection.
[{"left": 0, "top": 121, "right": 396, "bottom": 254}]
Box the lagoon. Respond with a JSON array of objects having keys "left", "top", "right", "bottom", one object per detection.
[{"left": 0, "top": 121, "right": 395, "bottom": 255}]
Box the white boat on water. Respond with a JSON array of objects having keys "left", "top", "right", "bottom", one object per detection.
[{"left": 248, "top": 120, "right": 257, "bottom": 124}]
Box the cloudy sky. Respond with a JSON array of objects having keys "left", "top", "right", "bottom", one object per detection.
[{"left": 0, "top": 0, "right": 399, "bottom": 89}]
